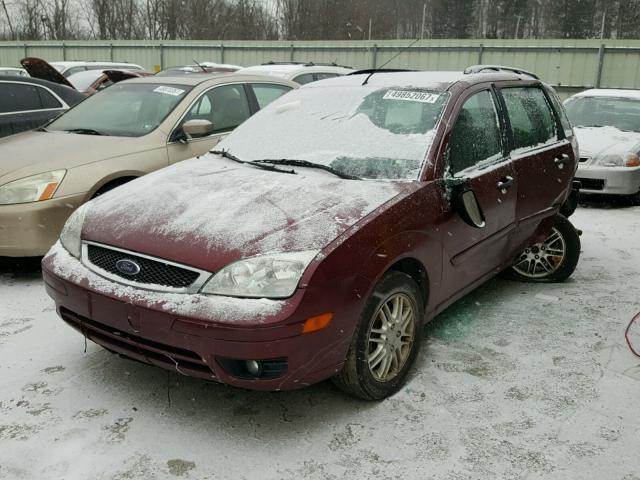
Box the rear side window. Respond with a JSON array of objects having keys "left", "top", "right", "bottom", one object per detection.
[
  {"left": 0, "top": 83, "right": 42, "bottom": 113},
  {"left": 37, "top": 87, "right": 63, "bottom": 109},
  {"left": 293, "top": 73, "right": 315, "bottom": 85},
  {"left": 546, "top": 87, "right": 572, "bottom": 136},
  {"left": 502, "top": 87, "right": 557, "bottom": 151},
  {"left": 447, "top": 90, "right": 503, "bottom": 176},
  {"left": 251, "top": 84, "right": 291, "bottom": 109},
  {"left": 315, "top": 73, "right": 340, "bottom": 81}
]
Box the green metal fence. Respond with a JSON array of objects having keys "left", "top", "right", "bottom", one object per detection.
[{"left": 3, "top": 39, "right": 640, "bottom": 98}]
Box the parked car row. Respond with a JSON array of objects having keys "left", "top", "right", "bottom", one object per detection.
[{"left": 0, "top": 59, "right": 633, "bottom": 400}]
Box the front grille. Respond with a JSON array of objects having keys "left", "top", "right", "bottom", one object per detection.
[
  {"left": 575, "top": 177, "right": 605, "bottom": 191},
  {"left": 87, "top": 244, "right": 200, "bottom": 288},
  {"left": 60, "top": 307, "right": 214, "bottom": 377}
]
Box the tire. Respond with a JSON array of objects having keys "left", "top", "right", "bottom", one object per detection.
[
  {"left": 503, "top": 214, "right": 580, "bottom": 283},
  {"left": 332, "top": 271, "right": 424, "bottom": 400}
]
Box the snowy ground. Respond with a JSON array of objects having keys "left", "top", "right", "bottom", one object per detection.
[{"left": 0, "top": 203, "right": 639, "bottom": 480}]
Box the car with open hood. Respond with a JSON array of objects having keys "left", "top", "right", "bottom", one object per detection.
[
  {"left": 564, "top": 89, "right": 640, "bottom": 202},
  {"left": 42, "top": 66, "right": 581, "bottom": 399},
  {"left": 0, "top": 74, "right": 296, "bottom": 256}
]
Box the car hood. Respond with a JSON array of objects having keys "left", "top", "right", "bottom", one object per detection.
[
  {"left": 574, "top": 126, "right": 640, "bottom": 159},
  {"left": 82, "top": 154, "right": 409, "bottom": 272},
  {"left": 0, "top": 131, "right": 153, "bottom": 184}
]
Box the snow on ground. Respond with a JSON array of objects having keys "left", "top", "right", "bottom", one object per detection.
[{"left": 0, "top": 203, "right": 639, "bottom": 480}]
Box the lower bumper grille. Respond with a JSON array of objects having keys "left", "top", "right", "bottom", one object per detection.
[
  {"left": 59, "top": 307, "right": 214, "bottom": 377},
  {"left": 575, "top": 177, "right": 605, "bottom": 191}
]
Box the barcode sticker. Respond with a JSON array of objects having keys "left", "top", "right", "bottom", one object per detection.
[{"left": 153, "top": 86, "right": 185, "bottom": 96}]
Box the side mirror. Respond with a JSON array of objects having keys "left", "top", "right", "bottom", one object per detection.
[
  {"left": 181, "top": 119, "right": 214, "bottom": 142},
  {"left": 445, "top": 177, "right": 486, "bottom": 229}
]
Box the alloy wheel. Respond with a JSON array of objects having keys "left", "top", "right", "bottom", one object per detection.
[{"left": 512, "top": 227, "right": 566, "bottom": 279}]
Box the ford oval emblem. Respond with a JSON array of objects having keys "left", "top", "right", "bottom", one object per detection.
[{"left": 115, "top": 259, "right": 141, "bottom": 276}]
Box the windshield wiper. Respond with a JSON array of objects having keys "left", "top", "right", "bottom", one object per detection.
[
  {"left": 64, "top": 128, "right": 103, "bottom": 136},
  {"left": 211, "top": 150, "right": 296, "bottom": 175},
  {"left": 251, "top": 159, "right": 360, "bottom": 180}
]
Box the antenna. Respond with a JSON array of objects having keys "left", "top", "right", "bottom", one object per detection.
[
  {"left": 362, "top": 37, "right": 421, "bottom": 86},
  {"left": 192, "top": 59, "right": 207, "bottom": 73}
]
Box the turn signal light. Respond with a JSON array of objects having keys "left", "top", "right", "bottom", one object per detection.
[
  {"left": 625, "top": 153, "right": 640, "bottom": 167},
  {"left": 38, "top": 182, "right": 60, "bottom": 201},
  {"left": 302, "top": 312, "right": 333, "bottom": 334}
]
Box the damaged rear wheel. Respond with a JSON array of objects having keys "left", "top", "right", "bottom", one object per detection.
[{"left": 504, "top": 214, "right": 580, "bottom": 283}]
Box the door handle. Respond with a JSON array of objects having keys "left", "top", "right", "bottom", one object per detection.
[
  {"left": 497, "top": 176, "right": 514, "bottom": 194},
  {"left": 554, "top": 154, "right": 570, "bottom": 169}
]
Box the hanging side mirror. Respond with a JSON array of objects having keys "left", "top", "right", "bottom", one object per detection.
[
  {"left": 178, "top": 119, "right": 214, "bottom": 144},
  {"left": 445, "top": 177, "right": 486, "bottom": 229}
]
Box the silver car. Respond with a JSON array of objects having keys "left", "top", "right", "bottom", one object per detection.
[{"left": 564, "top": 89, "right": 640, "bottom": 202}]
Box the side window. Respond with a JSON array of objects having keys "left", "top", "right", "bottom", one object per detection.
[
  {"left": 546, "top": 87, "right": 572, "bottom": 136},
  {"left": 315, "top": 73, "right": 339, "bottom": 81},
  {"left": 0, "top": 83, "right": 42, "bottom": 113},
  {"left": 447, "top": 90, "right": 503, "bottom": 176},
  {"left": 182, "top": 84, "right": 251, "bottom": 135},
  {"left": 293, "top": 73, "right": 315, "bottom": 85},
  {"left": 502, "top": 87, "right": 557, "bottom": 150},
  {"left": 37, "top": 87, "right": 63, "bottom": 109},
  {"left": 251, "top": 84, "right": 291, "bottom": 109}
]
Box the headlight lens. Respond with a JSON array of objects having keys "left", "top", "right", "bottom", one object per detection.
[
  {"left": 0, "top": 170, "right": 66, "bottom": 205},
  {"left": 59, "top": 204, "right": 87, "bottom": 259},
  {"left": 595, "top": 152, "right": 640, "bottom": 167},
  {"left": 200, "top": 250, "right": 319, "bottom": 298}
]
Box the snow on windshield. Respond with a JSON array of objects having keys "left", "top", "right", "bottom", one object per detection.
[
  {"left": 565, "top": 96, "right": 640, "bottom": 133},
  {"left": 218, "top": 85, "right": 449, "bottom": 180}
]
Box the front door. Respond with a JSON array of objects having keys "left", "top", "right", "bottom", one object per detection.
[
  {"left": 438, "top": 88, "right": 518, "bottom": 300},
  {"left": 166, "top": 83, "right": 253, "bottom": 164}
]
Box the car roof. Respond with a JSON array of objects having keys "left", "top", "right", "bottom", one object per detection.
[
  {"left": 571, "top": 88, "right": 640, "bottom": 100},
  {"left": 123, "top": 74, "right": 299, "bottom": 87},
  {"left": 301, "top": 70, "right": 532, "bottom": 91},
  {"left": 237, "top": 64, "right": 353, "bottom": 77},
  {"left": 0, "top": 74, "right": 86, "bottom": 103}
]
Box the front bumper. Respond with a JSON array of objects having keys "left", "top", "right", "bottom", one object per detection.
[
  {"left": 576, "top": 165, "right": 640, "bottom": 195},
  {"left": 41, "top": 245, "right": 361, "bottom": 391},
  {"left": 0, "top": 193, "right": 85, "bottom": 257}
]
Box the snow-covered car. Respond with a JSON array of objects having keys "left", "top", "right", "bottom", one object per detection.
[
  {"left": 237, "top": 62, "right": 353, "bottom": 85},
  {"left": 0, "top": 74, "right": 296, "bottom": 256},
  {"left": 156, "top": 62, "right": 241, "bottom": 76},
  {"left": 42, "top": 66, "right": 581, "bottom": 400},
  {"left": 0, "top": 75, "right": 85, "bottom": 138},
  {"left": 50, "top": 61, "right": 145, "bottom": 78},
  {"left": 564, "top": 89, "right": 640, "bottom": 202}
]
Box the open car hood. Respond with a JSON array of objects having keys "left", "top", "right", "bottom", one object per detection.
[
  {"left": 82, "top": 154, "right": 408, "bottom": 272},
  {"left": 20, "top": 57, "right": 75, "bottom": 89}
]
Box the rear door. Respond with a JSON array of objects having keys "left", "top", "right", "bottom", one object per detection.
[
  {"left": 439, "top": 87, "right": 518, "bottom": 297},
  {"left": 496, "top": 84, "right": 576, "bottom": 246}
]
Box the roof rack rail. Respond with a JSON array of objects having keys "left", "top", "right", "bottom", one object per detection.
[
  {"left": 348, "top": 68, "right": 416, "bottom": 76},
  {"left": 261, "top": 61, "right": 353, "bottom": 69},
  {"left": 464, "top": 65, "right": 539, "bottom": 80}
]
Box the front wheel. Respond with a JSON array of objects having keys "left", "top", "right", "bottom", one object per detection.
[
  {"left": 332, "top": 271, "right": 423, "bottom": 400},
  {"left": 504, "top": 214, "right": 581, "bottom": 283}
]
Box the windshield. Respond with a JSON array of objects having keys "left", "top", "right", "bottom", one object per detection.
[
  {"left": 565, "top": 96, "right": 640, "bottom": 132},
  {"left": 217, "top": 85, "right": 449, "bottom": 180},
  {"left": 48, "top": 83, "right": 191, "bottom": 137}
]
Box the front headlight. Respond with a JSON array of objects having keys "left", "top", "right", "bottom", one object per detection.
[
  {"left": 200, "top": 250, "right": 319, "bottom": 298},
  {"left": 59, "top": 204, "right": 87, "bottom": 259},
  {"left": 595, "top": 152, "right": 640, "bottom": 167},
  {"left": 0, "top": 170, "right": 66, "bottom": 205}
]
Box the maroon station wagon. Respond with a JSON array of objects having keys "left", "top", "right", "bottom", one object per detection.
[{"left": 42, "top": 66, "right": 581, "bottom": 400}]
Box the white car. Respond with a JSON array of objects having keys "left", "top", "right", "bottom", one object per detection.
[
  {"left": 0, "top": 67, "right": 28, "bottom": 77},
  {"left": 564, "top": 89, "right": 640, "bottom": 202},
  {"left": 50, "top": 61, "right": 145, "bottom": 78},
  {"left": 236, "top": 62, "right": 353, "bottom": 85}
]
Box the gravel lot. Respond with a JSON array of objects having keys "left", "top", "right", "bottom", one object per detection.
[{"left": 1, "top": 203, "right": 639, "bottom": 480}]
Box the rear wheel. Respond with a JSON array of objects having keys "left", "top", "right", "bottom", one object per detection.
[
  {"left": 504, "top": 214, "right": 580, "bottom": 283},
  {"left": 332, "top": 271, "right": 423, "bottom": 400}
]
